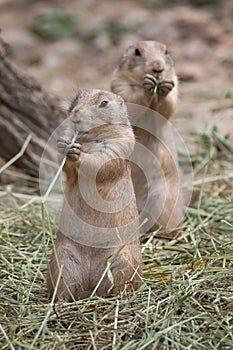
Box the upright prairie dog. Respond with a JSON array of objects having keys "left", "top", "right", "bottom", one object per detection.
[
  {"left": 111, "top": 41, "right": 184, "bottom": 235},
  {"left": 47, "top": 89, "right": 142, "bottom": 301}
]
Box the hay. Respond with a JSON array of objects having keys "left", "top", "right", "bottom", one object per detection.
[{"left": 0, "top": 130, "right": 233, "bottom": 350}]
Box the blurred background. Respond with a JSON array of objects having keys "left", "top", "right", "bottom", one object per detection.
[{"left": 0, "top": 0, "right": 232, "bottom": 150}]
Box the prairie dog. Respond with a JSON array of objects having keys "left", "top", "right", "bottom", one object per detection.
[
  {"left": 111, "top": 41, "right": 184, "bottom": 235},
  {"left": 47, "top": 89, "right": 142, "bottom": 301},
  {"left": 111, "top": 40, "right": 178, "bottom": 119}
]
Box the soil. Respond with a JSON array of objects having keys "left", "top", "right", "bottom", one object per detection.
[{"left": 0, "top": 0, "right": 233, "bottom": 153}]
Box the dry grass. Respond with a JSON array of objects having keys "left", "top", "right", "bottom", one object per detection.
[{"left": 0, "top": 129, "right": 233, "bottom": 350}]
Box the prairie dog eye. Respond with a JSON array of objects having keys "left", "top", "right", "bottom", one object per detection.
[
  {"left": 99, "top": 100, "right": 109, "bottom": 108},
  {"left": 134, "top": 48, "right": 141, "bottom": 56},
  {"left": 165, "top": 49, "right": 169, "bottom": 55}
]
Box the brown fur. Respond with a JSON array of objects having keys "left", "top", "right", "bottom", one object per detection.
[
  {"left": 47, "top": 89, "right": 142, "bottom": 301},
  {"left": 111, "top": 41, "right": 184, "bottom": 235},
  {"left": 111, "top": 41, "right": 178, "bottom": 118}
]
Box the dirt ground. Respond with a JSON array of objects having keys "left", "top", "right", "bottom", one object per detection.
[{"left": 0, "top": 0, "right": 233, "bottom": 153}]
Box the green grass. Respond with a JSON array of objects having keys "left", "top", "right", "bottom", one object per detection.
[
  {"left": 30, "top": 8, "right": 79, "bottom": 40},
  {"left": 0, "top": 132, "right": 233, "bottom": 350}
]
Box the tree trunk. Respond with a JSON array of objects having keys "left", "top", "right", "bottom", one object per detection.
[{"left": 0, "top": 36, "right": 66, "bottom": 177}]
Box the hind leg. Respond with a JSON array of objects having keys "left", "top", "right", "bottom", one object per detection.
[
  {"left": 97, "top": 242, "right": 142, "bottom": 296},
  {"left": 47, "top": 232, "right": 84, "bottom": 301}
]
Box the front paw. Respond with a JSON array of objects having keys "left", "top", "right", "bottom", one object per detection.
[
  {"left": 65, "top": 142, "right": 82, "bottom": 160},
  {"left": 143, "top": 74, "right": 158, "bottom": 94},
  {"left": 57, "top": 137, "right": 71, "bottom": 155},
  {"left": 157, "top": 80, "right": 174, "bottom": 96},
  {"left": 57, "top": 137, "right": 82, "bottom": 160}
]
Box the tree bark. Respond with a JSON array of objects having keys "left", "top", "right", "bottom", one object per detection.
[{"left": 0, "top": 36, "right": 66, "bottom": 177}]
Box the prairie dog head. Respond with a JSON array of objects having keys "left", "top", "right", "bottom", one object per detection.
[
  {"left": 114, "top": 41, "right": 175, "bottom": 82},
  {"left": 68, "top": 89, "right": 131, "bottom": 136}
]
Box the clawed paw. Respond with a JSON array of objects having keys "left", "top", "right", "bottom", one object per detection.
[
  {"left": 57, "top": 137, "right": 70, "bottom": 154},
  {"left": 65, "top": 143, "right": 82, "bottom": 160},
  {"left": 157, "top": 80, "right": 174, "bottom": 96},
  {"left": 143, "top": 74, "right": 174, "bottom": 98},
  {"left": 57, "top": 137, "right": 82, "bottom": 160},
  {"left": 143, "top": 74, "right": 157, "bottom": 94}
]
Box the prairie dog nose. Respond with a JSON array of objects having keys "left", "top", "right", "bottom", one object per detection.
[{"left": 152, "top": 60, "right": 165, "bottom": 74}]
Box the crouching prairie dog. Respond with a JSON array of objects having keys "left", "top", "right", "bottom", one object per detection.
[
  {"left": 111, "top": 41, "right": 184, "bottom": 236},
  {"left": 47, "top": 89, "right": 142, "bottom": 301}
]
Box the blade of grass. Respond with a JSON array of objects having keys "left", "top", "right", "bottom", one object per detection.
[
  {"left": 29, "top": 264, "right": 64, "bottom": 350},
  {"left": 42, "top": 131, "right": 78, "bottom": 203},
  {"left": 0, "top": 134, "right": 32, "bottom": 174},
  {"left": 0, "top": 323, "right": 15, "bottom": 350},
  {"left": 112, "top": 299, "right": 119, "bottom": 348}
]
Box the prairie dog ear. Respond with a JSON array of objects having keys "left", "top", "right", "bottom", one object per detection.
[
  {"left": 159, "top": 42, "right": 167, "bottom": 54},
  {"left": 116, "top": 95, "right": 124, "bottom": 105}
]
